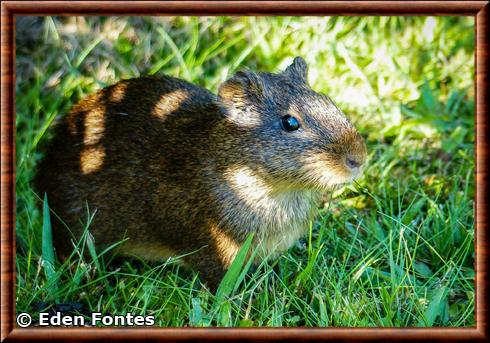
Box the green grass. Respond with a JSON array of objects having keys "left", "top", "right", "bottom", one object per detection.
[{"left": 15, "top": 16, "right": 475, "bottom": 327}]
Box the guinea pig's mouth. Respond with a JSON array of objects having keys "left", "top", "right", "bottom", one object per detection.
[
  {"left": 321, "top": 172, "right": 357, "bottom": 188},
  {"left": 302, "top": 164, "right": 362, "bottom": 191},
  {"left": 299, "top": 153, "right": 364, "bottom": 191},
  {"left": 295, "top": 171, "right": 355, "bottom": 193}
]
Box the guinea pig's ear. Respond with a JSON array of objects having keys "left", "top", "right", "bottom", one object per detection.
[
  {"left": 283, "top": 56, "right": 308, "bottom": 84},
  {"left": 218, "top": 70, "right": 266, "bottom": 103},
  {"left": 217, "top": 71, "right": 267, "bottom": 126}
]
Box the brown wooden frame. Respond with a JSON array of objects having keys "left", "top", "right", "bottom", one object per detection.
[{"left": 1, "top": 1, "right": 488, "bottom": 341}]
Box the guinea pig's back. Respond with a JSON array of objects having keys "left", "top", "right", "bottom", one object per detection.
[{"left": 34, "top": 76, "right": 217, "bottom": 255}]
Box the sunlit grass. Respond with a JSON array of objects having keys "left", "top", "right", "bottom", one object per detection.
[{"left": 15, "top": 16, "right": 474, "bottom": 327}]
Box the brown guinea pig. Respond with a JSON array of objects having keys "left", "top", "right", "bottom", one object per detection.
[{"left": 35, "top": 57, "right": 367, "bottom": 291}]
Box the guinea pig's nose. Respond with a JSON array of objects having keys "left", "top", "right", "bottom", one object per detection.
[{"left": 345, "top": 155, "right": 363, "bottom": 170}]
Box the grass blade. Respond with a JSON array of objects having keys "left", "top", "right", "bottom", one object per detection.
[
  {"left": 216, "top": 232, "right": 254, "bottom": 300},
  {"left": 74, "top": 36, "right": 104, "bottom": 69},
  {"left": 41, "top": 193, "right": 58, "bottom": 301},
  {"left": 419, "top": 286, "right": 448, "bottom": 326}
]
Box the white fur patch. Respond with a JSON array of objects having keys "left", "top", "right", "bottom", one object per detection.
[
  {"left": 218, "top": 165, "right": 321, "bottom": 255},
  {"left": 226, "top": 106, "right": 262, "bottom": 128}
]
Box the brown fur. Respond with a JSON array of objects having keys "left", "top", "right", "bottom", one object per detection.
[{"left": 34, "top": 57, "right": 367, "bottom": 291}]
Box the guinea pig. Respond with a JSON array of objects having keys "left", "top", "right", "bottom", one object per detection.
[{"left": 35, "top": 57, "right": 367, "bottom": 290}]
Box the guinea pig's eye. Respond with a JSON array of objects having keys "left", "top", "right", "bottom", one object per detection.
[{"left": 281, "top": 115, "right": 300, "bottom": 132}]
